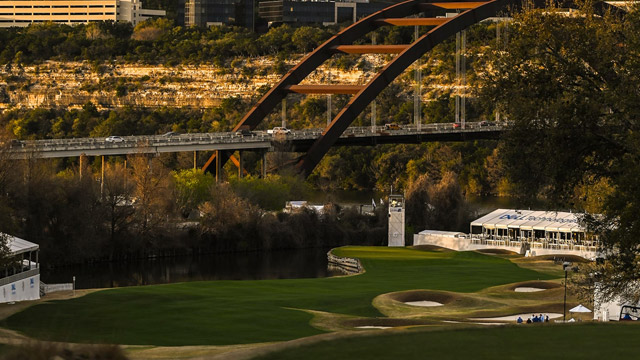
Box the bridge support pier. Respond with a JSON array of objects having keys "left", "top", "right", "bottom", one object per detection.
[
  {"left": 215, "top": 150, "right": 223, "bottom": 183},
  {"left": 79, "top": 153, "right": 87, "bottom": 180},
  {"left": 193, "top": 151, "right": 197, "bottom": 170},
  {"left": 261, "top": 151, "right": 267, "bottom": 179},
  {"left": 101, "top": 155, "right": 105, "bottom": 197},
  {"left": 238, "top": 151, "right": 244, "bottom": 179}
]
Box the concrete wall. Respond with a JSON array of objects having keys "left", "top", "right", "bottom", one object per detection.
[
  {"left": 414, "top": 233, "right": 471, "bottom": 250},
  {"left": 526, "top": 248, "right": 597, "bottom": 260},
  {"left": 0, "top": 274, "right": 40, "bottom": 303},
  {"left": 414, "top": 233, "right": 522, "bottom": 253}
]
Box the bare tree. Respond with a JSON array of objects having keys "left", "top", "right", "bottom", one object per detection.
[
  {"left": 199, "top": 183, "right": 259, "bottom": 236},
  {"left": 128, "top": 154, "right": 171, "bottom": 245},
  {"left": 102, "top": 163, "right": 135, "bottom": 249}
]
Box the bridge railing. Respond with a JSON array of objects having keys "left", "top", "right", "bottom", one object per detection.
[{"left": 9, "top": 122, "right": 509, "bottom": 154}]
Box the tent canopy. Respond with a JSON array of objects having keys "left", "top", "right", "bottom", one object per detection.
[
  {"left": 470, "top": 209, "right": 585, "bottom": 234},
  {"left": 3, "top": 234, "right": 39, "bottom": 255},
  {"left": 569, "top": 304, "right": 592, "bottom": 313}
]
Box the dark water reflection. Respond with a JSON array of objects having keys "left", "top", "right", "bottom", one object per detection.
[
  {"left": 42, "top": 248, "right": 341, "bottom": 289},
  {"left": 41, "top": 194, "right": 526, "bottom": 290}
]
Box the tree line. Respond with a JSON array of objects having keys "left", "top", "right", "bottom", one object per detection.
[
  {"left": 0, "top": 18, "right": 498, "bottom": 69},
  {"left": 0, "top": 20, "right": 335, "bottom": 66},
  {"left": 0, "top": 142, "right": 388, "bottom": 267}
]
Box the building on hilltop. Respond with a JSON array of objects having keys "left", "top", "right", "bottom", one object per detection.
[
  {"left": 258, "top": 0, "right": 388, "bottom": 27},
  {"left": 177, "top": 0, "right": 387, "bottom": 30},
  {"left": 183, "top": 0, "right": 254, "bottom": 28},
  {"left": 0, "top": 233, "right": 40, "bottom": 303},
  {"left": 0, "top": 0, "right": 166, "bottom": 28}
]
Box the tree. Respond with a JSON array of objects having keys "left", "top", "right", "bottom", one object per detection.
[
  {"left": 229, "top": 174, "right": 309, "bottom": 211},
  {"left": 0, "top": 232, "right": 13, "bottom": 270},
  {"left": 199, "top": 183, "right": 259, "bottom": 237},
  {"left": 481, "top": 4, "right": 640, "bottom": 301},
  {"left": 405, "top": 172, "right": 468, "bottom": 232},
  {"left": 128, "top": 154, "right": 171, "bottom": 245},
  {"left": 0, "top": 130, "right": 19, "bottom": 233},
  {"left": 171, "top": 168, "right": 214, "bottom": 218},
  {"left": 101, "top": 162, "right": 135, "bottom": 254}
]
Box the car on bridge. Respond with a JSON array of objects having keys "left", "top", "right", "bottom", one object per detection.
[
  {"left": 236, "top": 129, "right": 256, "bottom": 136},
  {"left": 479, "top": 121, "right": 496, "bottom": 127},
  {"left": 452, "top": 123, "right": 461, "bottom": 129},
  {"left": 9, "top": 139, "right": 24, "bottom": 148},
  {"left": 267, "top": 127, "right": 291, "bottom": 135},
  {"left": 383, "top": 123, "right": 401, "bottom": 130},
  {"left": 105, "top": 136, "right": 125, "bottom": 143}
]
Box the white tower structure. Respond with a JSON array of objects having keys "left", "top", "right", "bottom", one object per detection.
[{"left": 388, "top": 194, "right": 405, "bottom": 247}]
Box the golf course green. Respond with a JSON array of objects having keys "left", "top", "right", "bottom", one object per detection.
[{"left": 2, "top": 247, "right": 555, "bottom": 346}]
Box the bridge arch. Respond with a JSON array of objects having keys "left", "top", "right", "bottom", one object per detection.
[{"left": 204, "top": 0, "right": 623, "bottom": 178}]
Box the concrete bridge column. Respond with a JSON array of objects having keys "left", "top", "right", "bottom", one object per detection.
[
  {"left": 101, "top": 155, "right": 105, "bottom": 197},
  {"left": 215, "top": 150, "right": 223, "bottom": 183},
  {"left": 79, "top": 153, "right": 87, "bottom": 180},
  {"left": 238, "top": 151, "right": 244, "bottom": 179},
  {"left": 193, "top": 151, "right": 197, "bottom": 170},
  {"left": 261, "top": 151, "right": 267, "bottom": 179},
  {"left": 281, "top": 99, "right": 287, "bottom": 129}
]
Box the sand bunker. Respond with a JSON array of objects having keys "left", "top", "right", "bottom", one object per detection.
[
  {"left": 443, "top": 320, "right": 505, "bottom": 326},
  {"left": 506, "top": 281, "right": 562, "bottom": 292},
  {"left": 514, "top": 287, "right": 545, "bottom": 292},
  {"left": 356, "top": 326, "right": 392, "bottom": 329},
  {"left": 473, "top": 313, "right": 563, "bottom": 321},
  {"left": 389, "top": 290, "right": 458, "bottom": 306},
  {"left": 404, "top": 301, "right": 443, "bottom": 307}
]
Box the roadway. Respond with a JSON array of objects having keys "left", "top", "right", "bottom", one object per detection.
[{"left": 7, "top": 122, "right": 505, "bottom": 159}]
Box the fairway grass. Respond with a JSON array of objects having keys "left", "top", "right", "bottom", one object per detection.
[
  {"left": 254, "top": 323, "right": 640, "bottom": 360},
  {"left": 2, "top": 247, "right": 556, "bottom": 346}
]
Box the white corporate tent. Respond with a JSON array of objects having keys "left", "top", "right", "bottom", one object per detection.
[{"left": 469, "top": 209, "right": 588, "bottom": 244}]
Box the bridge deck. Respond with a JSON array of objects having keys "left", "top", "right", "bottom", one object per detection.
[{"left": 7, "top": 122, "right": 505, "bottom": 159}]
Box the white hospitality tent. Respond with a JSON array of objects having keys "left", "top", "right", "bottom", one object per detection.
[
  {"left": 2, "top": 233, "right": 39, "bottom": 276},
  {"left": 469, "top": 209, "right": 595, "bottom": 247},
  {"left": 569, "top": 304, "right": 592, "bottom": 313},
  {"left": 0, "top": 233, "right": 40, "bottom": 303}
]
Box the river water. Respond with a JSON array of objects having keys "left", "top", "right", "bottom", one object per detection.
[
  {"left": 42, "top": 193, "right": 520, "bottom": 289},
  {"left": 42, "top": 248, "right": 340, "bottom": 289}
]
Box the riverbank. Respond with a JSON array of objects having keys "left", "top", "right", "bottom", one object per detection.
[{"left": 43, "top": 247, "right": 340, "bottom": 289}]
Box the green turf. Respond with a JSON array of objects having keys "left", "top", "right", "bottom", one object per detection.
[
  {"left": 2, "top": 247, "right": 553, "bottom": 346},
  {"left": 256, "top": 323, "right": 640, "bottom": 360}
]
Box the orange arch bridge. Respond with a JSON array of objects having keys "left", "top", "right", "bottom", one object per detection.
[{"left": 203, "top": 0, "right": 622, "bottom": 178}]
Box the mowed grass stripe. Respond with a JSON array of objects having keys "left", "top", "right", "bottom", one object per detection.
[
  {"left": 255, "top": 323, "right": 640, "bottom": 360},
  {"left": 2, "top": 247, "right": 554, "bottom": 346}
]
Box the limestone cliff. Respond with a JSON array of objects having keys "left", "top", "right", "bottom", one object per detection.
[{"left": 0, "top": 55, "right": 401, "bottom": 109}]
